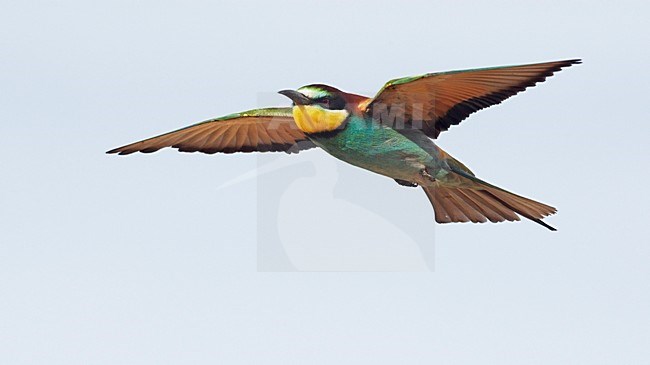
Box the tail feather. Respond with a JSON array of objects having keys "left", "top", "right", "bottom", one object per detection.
[
  {"left": 446, "top": 189, "right": 488, "bottom": 223},
  {"left": 485, "top": 188, "right": 556, "bottom": 219},
  {"left": 458, "top": 188, "right": 519, "bottom": 222},
  {"left": 433, "top": 187, "right": 472, "bottom": 223},
  {"left": 482, "top": 188, "right": 557, "bottom": 231},
  {"left": 422, "top": 173, "right": 557, "bottom": 231},
  {"left": 454, "top": 189, "right": 500, "bottom": 222}
]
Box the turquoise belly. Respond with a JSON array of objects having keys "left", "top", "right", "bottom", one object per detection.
[{"left": 307, "top": 115, "right": 435, "bottom": 181}]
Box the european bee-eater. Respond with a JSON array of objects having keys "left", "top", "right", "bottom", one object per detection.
[{"left": 108, "top": 59, "right": 580, "bottom": 231}]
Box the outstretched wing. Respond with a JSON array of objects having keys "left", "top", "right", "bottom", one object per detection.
[
  {"left": 107, "top": 107, "right": 315, "bottom": 155},
  {"left": 365, "top": 59, "right": 580, "bottom": 138}
]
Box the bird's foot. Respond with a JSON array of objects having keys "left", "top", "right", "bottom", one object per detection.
[
  {"left": 420, "top": 168, "right": 436, "bottom": 182},
  {"left": 394, "top": 179, "right": 418, "bottom": 187}
]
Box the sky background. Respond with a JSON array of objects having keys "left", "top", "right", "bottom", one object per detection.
[{"left": 1, "top": 0, "right": 649, "bottom": 363}]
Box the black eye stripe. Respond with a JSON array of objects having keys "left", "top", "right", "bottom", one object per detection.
[{"left": 314, "top": 96, "right": 345, "bottom": 110}]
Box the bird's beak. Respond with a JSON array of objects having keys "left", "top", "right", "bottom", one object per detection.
[{"left": 278, "top": 89, "right": 311, "bottom": 105}]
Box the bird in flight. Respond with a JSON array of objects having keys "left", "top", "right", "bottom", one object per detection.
[{"left": 108, "top": 59, "right": 580, "bottom": 231}]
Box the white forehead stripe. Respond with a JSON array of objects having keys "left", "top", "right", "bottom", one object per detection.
[{"left": 296, "top": 86, "right": 328, "bottom": 100}]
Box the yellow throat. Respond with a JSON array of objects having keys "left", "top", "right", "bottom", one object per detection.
[{"left": 291, "top": 105, "right": 349, "bottom": 134}]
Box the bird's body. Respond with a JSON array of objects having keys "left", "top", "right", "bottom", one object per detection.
[
  {"left": 308, "top": 114, "right": 439, "bottom": 184},
  {"left": 109, "top": 59, "right": 581, "bottom": 231}
]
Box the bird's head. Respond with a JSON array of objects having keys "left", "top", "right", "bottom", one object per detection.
[{"left": 279, "top": 84, "right": 361, "bottom": 134}]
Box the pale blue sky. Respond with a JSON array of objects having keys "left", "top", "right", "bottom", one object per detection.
[{"left": 1, "top": 0, "right": 649, "bottom": 364}]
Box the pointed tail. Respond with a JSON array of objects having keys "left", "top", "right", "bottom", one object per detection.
[{"left": 422, "top": 168, "right": 557, "bottom": 231}]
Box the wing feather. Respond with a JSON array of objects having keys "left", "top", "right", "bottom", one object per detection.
[
  {"left": 366, "top": 59, "right": 580, "bottom": 138},
  {"left": 107, "top": 107, "right": 315, "bottom": 155}
]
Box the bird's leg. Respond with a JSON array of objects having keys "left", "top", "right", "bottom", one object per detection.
[{"left": 420, "top": 168, "right": 436, "bottom": 182}]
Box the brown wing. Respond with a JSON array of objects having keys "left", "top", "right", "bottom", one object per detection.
[
  {"left": 365, "top": 59, "right": 580, "bottom": 138},
  {"left": 107, "top": 107, "right": 315, "bottom": 155}
]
